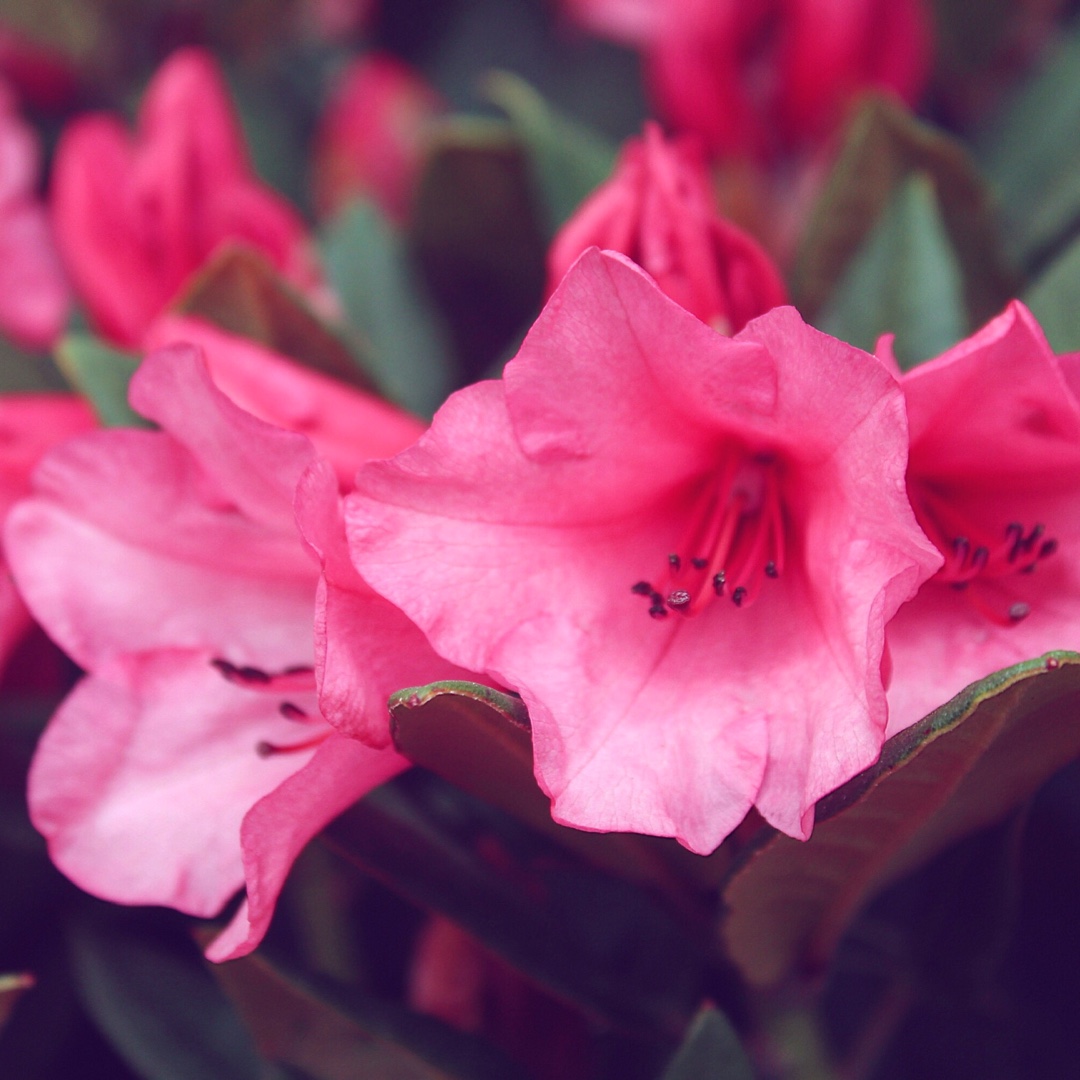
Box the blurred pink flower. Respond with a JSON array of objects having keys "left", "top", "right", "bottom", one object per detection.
[
  {"left": 0, "top": 394, "right": 94, "bottom": 673},
  {"left": 548, "top": 123, "right": 786, "bottom": 332},
  {"left": 0, "top": 81, "right": 70, "bottom": 349},
  {"left": 346, "top": 249, "right": 939, "bottom": 853},
  {"left": 563, "top": 0, "right": 932, "bottom": 159},
  {"left": 312, "top": 52, "right": 444, "bottom": 222},
  {"left": 51, "top": 48, "right": 322, "bottom": 348},
  {"left": 5, "top": 344, "right": 461, "bottom": 959},
  {"left": 883, "top": 303, "right": 1080, "bottom": 736}
]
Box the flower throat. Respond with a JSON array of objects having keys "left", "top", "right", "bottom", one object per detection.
[{"left": 632, "top": 447, "right": 785, "bottom": 619}]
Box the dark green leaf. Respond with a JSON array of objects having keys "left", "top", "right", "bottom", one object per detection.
[
  {"left": 320, "top": 201, "right": 454, "bottom": 418},
  {"left": 213, "top": 951, "right": 519, "bottom": 1080},
  {"left": 818, "top": 172, "right": 967, "bottom": 368},
  {"left": 54, "top": 334, "right": 145, "bottom": 428},
  {"left": 1022, "top": 232, "right": 1080, "bottom": 352},
  {"left": 326, "top": 770, "right": 705, "bottom": 1037},
  {"left": 484, "top": 70, "right": 617, "bottom": 235},
  {"left": 721, "top": 651, "right": 1080, "bottom": 988},
  {"left": 975, "top": 19, "right": 1080, "bottom": 268},
  {"left": 793, "top": 94, "right": 1013, "bottom": 329},
  {"left": 390, "top": 681, "right": 728, "bottom": 910},
  {"left": 68, "top": 908, "right": 268, "bottom": 1080},
  {"left": 172, "top": 243, "right": 375, "bottom": 392},
  {"left": 661, "top": 1007, "right": 755, "bottom": 1080}
]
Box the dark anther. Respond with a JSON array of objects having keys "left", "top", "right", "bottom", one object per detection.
[
  {"left": 279, "top": 702, "right": 308, "bottom": 721},
  {"left": 764, "top": 561, "right": 778, "bottom": 578},
  {"left": 732, "top": 586, "right": 747, "bottom": 607},
  {"left": 255, "top": 741, "right": 276, "bottom": 758},
  {"left": 631, "top": 581, "right": 653, "bottom": 596},
  {"left": 952, "top": 536, "right": 970, "bottom": 563},
  {"left": 1021, "top": 524, "right": 1046, "bottom": 554},
  {"left": 970, "top": 546, "right": 989, "bottom": 573},
  {"left": 712, "top": 571, "right": 726, "bottom": 595},
  {"left": 1008, "top": 601, "right": 1031, "bottom": 623},
  {"left": 648, "top": 603, "right": 669, "bottom": 619},
  {"left": 282, "top": 665, "right": 315, "bottom": 676},
  {"left": 668, "top": 553, "right": 681, "bottom": 572},
  {"left": 691, "top": 557, "right": 708, "bottom": 570},
  {"left": 211, "top": 658, "right": 271, "bottom": 684},
  {"left": 1039, "top": 538, "right": 1059, "bottom": 560},
  {"left": 650, "top": 591, "right": 665, "bottom": 606},
  {"left": 666, "top": 590, "right": 692, "bottom": 613}
]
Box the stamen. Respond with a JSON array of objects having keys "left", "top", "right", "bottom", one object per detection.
[
  {"left": 256, "top": 733, "right": 328, "bottom": 758},
  {"left": 279, "top": 701, "right": 309, "bottom": 721}
]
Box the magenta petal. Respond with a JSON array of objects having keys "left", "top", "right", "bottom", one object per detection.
[{"left": 206, "top": 732, "right": 407, "bottom": 961}]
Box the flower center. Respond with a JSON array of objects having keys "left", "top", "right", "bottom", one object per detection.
[
  {"left": 912, "top": 484, "right": 1058, "bottom": 626},
  {"left": 211, "top": 658, "right": 332, "bottom": 757},
  {"left": 632, "top": 446, "right": 785, "bottom": 619}
]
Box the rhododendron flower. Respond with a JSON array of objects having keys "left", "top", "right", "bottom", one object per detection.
[
  {"left": 0, "top": 81, "right": 70, "bottom": 348},
  {"left": 883, "top": 303, "right": 1080, "bottom": 737},
  {"left": 312, "top": 53, "right": 445, "bottom": 223},
  {"left": 346, "top": 249, "right": 940, "bottom": 852},
  {"left": 5, "top": 343, "right": 463, "bottom": 959},
  {"left": 51, "top": 48, "right": 323, "bottom": 348},
  {"left": 0, "top": 394, "right": 94, "bottom": 672},
  {"left": 548, "top": 123, "right": 786, "bottom": 332},
  {"left": 562, "top": 0, "right": 932, "bottom": 158}
]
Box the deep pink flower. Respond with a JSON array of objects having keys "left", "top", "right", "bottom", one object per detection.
[
  {"left": 0, "top": 81, "right": 70, "bottom": 349},
  {"left": 548, "top": 123, "right": 786, "bottom": 332},
  {"left": 5, "top": 343, "right": 459, "bottom": 959},
  {"left": 346, "top": 249, "right": 940, "bottom": 852},
  {"left": 562, "top": 0, "right": 932, "bottom": 158},
  {"left": 0, "top": 394, "right": 94, "bottom": 672},
  {"left": 883, "top": 303, "right": 1080, "bottom": 737},
  {"left": 312, "top": 52, "right": 444, "bottom": 223},
  {"left": 144, "top": 314, "right": 423, "bottom": 487},
  {"left": 51, "top": 48, "right": 323, "bottom": 348}
]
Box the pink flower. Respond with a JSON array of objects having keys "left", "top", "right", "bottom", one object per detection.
[
  {"left": 548, "top": 123, "right": 786, "bottom": 333},
  {"left": 346, "top": 249, "right": 940, "bottom": 852},
  {"left": 312, "top": 52, "right": 445, "bottom": 223},
  {"left": 50, "top": 48, "right": 322, "bottom": 348},
  {"left": 0, "top": 394, "right": 94, "bottom": 672},
  {"left": 0, "top": 81, "right": 70, "bottom": 349},
  {"left": 5, "top": 343, "right": 459, "bottom": 959},
  {"left": 562, "top": 0, "right": 932, "bottom": 158},
  {"left": 883, "top": 303, "right": 1080, "bottom": 737}
]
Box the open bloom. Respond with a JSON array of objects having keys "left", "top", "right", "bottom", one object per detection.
[
  {"left": 562, "top": 0, "right": 932, "bottom": 159},
  {"left": 51, "top": 48, "right": 322, "bottom": 348},
  {"left": 346, "top": 249, "right": 939, "bottom": 852},
  {"left": 548, "top": 123, "right": 786, "bottom": 332},
  {"left": 883, "top": 303, "right": 1080, "bottom": 736},
  {"left": 5, "top": 343, "right": 462, "bottom": 959}
]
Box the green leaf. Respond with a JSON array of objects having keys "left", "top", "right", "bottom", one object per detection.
[
  {"left": 484, "top": 71, "right": 617, "bottom": 235},
  {"left": 325, "top": 770, "right": 705, "bottom": 1037},
  {"left": 720, "top": 651, "right": 1080, "bottom": 988},
  {"left": 68, "top": 908, "right": 268, "bottom": 1080},
  {"left": 320, "top": 201, "right": 454, "bottom": 418},
  {"left": 390, "top": 682, "right": 725, "bottom": 909},
  {"left": 1022, "top": 232, "right": 1080, "bottom": 352},
  {"left": 172, "top": 243, "right": 375, "bottom": 392},
  {"left": 793, "top": 94, "right": 1013, "bottom": 330},
  {"left": 975, "top": 19, "right": 1080, "bottom": 268},
  {"left": 54, "top": 334, "right": 145, "bottom": 428},
  {"left": 0, "top": 974, "right": 34, "bottom": 1035},
  {"left": 818, "top": 172, "right": 967, "bottom": 368},
  {"left": 661, "top": 1007, "right": 756, "bottom": 1080},
  {"left": 213, "top": 951, "right": 519, "bottom": 1080},
  {"left": 410, "top": 119, "right": 547, "bottom": 382}
]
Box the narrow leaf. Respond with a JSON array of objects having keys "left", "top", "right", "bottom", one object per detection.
[
  {"left": 213, "top": 951, "right": 519, "bottom": 1080},
  {"left": 818, "top": 172, "right": 967, "bottom": 368},
  {"left": 172, "top": 243, "right": 375, "bottom": 392},
  {"left": 320, "top": 201, "right": 454, "bottom": 418},
  {"left": 1023, "top": 233, "right": 1080, "bottom": 352},
  {"left": 484, "top": 70, "right": 617, "bottom": 235},
  {"left": 54, "top": 334, "right": 145, "bottom": 428},
  {"left": 793, "top": 94, "right": 1013, "bottom": 328},
  {"left": 68, "top": 908, "right": 267, "bottom": 1080},
  {"left": 0, "top": 973, "right": 34, "bottom": 1035},
  {"left": 661, "top": 1006, "right": 756, "bottom": 1080},
  {"left": 721, "top": 652, "right": 1080, "bottom": 987}
]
